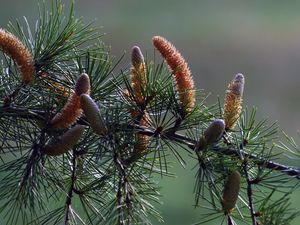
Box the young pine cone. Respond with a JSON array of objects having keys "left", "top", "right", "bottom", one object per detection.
[
  {"left": 196, "top": 119, "right": 225, "bottom": 151},
  {"left": 80, "top": 94, "right": 107, "bottom": 136},
  {"left": 222, "top": 171, "right": 241, "bottom": 214},
  {"left": 42, "top": 125, "right": 85, "bottom": 156}
]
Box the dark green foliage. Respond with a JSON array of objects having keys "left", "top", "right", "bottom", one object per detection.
[{"left": 0, "top": 1, "right": 299, "bottom": 225}]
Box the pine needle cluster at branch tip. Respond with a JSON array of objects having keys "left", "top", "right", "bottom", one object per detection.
[
  {"left": 42, "top": 125, "right": 85, "bottom": 156},
  {"left": 152, "top": 35, "right": 195, "bottom": 114},
  {"left": 224, "top": 73, "right": 245, "bottom": 131},
  {"left": 131, "top": 46, "right": 147, "bottom": 106},
  {"left": 80, "top": 94, "right": 107, "bottom": 136},
  {"left": 50, "top": 73, "right": 90, "bottom": 128},
  {"left": 196, "top": 119, "right": 225, "bottom": 150},
  {"left": 0, "top": 28, "right": 34, "bottom": 84},
  {"left": 222, "top": 171, "right": 241, "bottom": 214}
]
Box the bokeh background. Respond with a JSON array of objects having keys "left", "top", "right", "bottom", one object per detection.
[{"left": 1, "top": 0, "right": 300, "bottom": 224}]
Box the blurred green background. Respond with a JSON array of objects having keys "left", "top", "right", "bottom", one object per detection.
[{"left": 1, "top": 0, "right": 300, "bottom": 224}]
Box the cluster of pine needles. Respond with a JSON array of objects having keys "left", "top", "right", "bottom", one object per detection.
[{"left": 0, "top": 1, "right": 300, "bottom": 225}]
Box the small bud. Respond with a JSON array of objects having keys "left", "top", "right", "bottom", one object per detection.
[
  {"left": 75, "top": 73, "right": 90, "bottom": 96},
  {"left": 80, "top": 94, "right": 108, "bottom": 136},
  {"left": 131, "top": 46, "right": 146, "bottom": 106},
  {"left": 222, "top": 171, "right": 241, "bottom": 214},
  {"left": 42, "top": 125, "right": 85, "bottom": 156},
  {"left": 196, "top": 119, "right": 225, "bottom": 150},
  {"left": 131, "top": 46, "right": 144, "bottom": 68}
]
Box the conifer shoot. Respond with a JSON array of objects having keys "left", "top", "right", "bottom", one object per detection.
[
  {"left": 152, "top": 35, "right": 195, "bottom": 114},
  {"left": 224, "top": 73, "right": 245, "bottom": 131},
  {"left": 131, "top": 46, "right": 147, "bottom": 106},
  {"left": 0, "top": 28, "right": 35, "bottom": 84}
]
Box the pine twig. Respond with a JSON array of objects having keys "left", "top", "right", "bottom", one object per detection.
[
  {"left": 113, "top": 149, "right": 132, "bottom": 225},
  {"left": 242, "top": 160, "right": 258, "bottom": 225},
  {"left": 0, "top": 106, "right": 47, "bottom": 120},
  {"left": 117, "top": 176, "right": 125, "bottom": 225},
  {"left": 64, "top": 150, "right": 77, "bottom": 225},
  {"left": 3, "top": 83, "right": 26, "bottom": 107},
  {"left": 169, "top": 132, "right": 300, "bottom": 180},
  {"left": 227, "top": 215, "right": 236, "bottom": 225},
  {"left": 1, "top": 106, "right": 300, "bottom": 181}
]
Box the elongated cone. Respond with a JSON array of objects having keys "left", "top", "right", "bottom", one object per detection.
[
  {"left": 0, "top": 28, "right": 34, "bottom": 84},
  {"left": 196, "top": 119, "right": 225, "bottom": 150},
  {"left": 131, "top": 46, "right": 146, "bottom": 105},
  {"left": 224, "top": 73, "right": 245, "bottom": 130},
  {"left": 126, "top": 47, "right": 152, "bottom": 154},
  {"left": 128, "top": 46, "right": 152, "bottom": 153},
  {"left": 80, "top": 94, "right": 107, "bottom": 135},
  {"left": 42, "top": 125, "right": 85, "bottom": 156},
  {"left": 152, "top": 36, "right": 195, "bottom": 114},
  {"left": 51, "top": 74, "right": 91, "bottom": 129},
  {"left": 222, "top": 171, "right": 241, "bottom": 214}
]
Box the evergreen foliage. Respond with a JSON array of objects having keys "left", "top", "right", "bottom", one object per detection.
[{"left": 0, "top": 1, "right": 299, "bottom": 224}]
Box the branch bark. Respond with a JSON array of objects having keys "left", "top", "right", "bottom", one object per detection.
[{"left": 243, "top": 161, "right": 258, "bottom": 225}]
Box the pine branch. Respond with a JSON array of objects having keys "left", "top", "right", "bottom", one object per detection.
[
  {"left": 1, "top": 1, "right": 300, "bottom": 224},
  {"left": 242, "top": 160, "right": 258, "bottom": 225},
  {"left": 64, "top": 150, "right": 77, "bottom": 225},
  {"left": 1, "top": 105, "right": 300, "bottom": 181},
  {"left": 170, "top": 132, "right": 300, "bottom": 179},
  {"left": 113, "top": 145, "right": 133, "bottom": 225}
]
